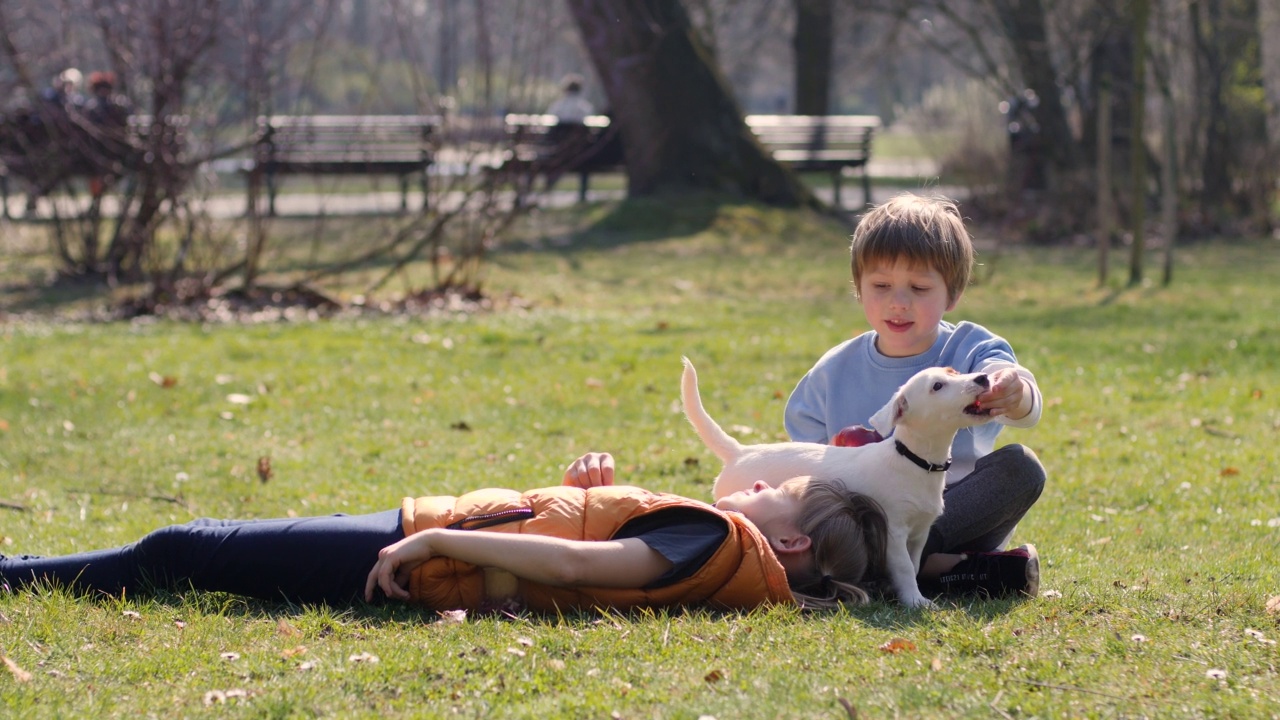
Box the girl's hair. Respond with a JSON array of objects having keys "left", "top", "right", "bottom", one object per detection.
[
  {"left": 849, "top": 193, "right": 974, "bottom": 306},
  {"left": 782, "top": 477, "right": 888, "bottom": 610}
]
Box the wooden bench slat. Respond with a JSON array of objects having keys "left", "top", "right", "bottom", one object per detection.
[{"left": 248, "top": 114, "right": 441, "bottom": 216}]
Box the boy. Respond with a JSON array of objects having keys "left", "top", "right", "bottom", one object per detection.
[{"left": 784, "top": 193, "right": 1046, "bottom": 599}]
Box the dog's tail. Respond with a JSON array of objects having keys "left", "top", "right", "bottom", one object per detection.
[{"left": 680, "top": 357, "right": 743, "bottom": 463}]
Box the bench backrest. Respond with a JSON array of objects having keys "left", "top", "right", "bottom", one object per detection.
[
  {"left": 257, "top": 115, "right": 440, "bottom": 160},
  {"left": 744, "top": 114, "right": 879, "bottom": 157}
]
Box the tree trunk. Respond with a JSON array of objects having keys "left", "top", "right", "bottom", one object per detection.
[
  {"left": 562, "top": 0, "right": 815, "bottom": 206},
  {"left": 1128, "top": 0, "right": 1150, "bottom": 287},
  {"left": 1258, "top": 0, "right": 1280, "bottom": 225},
  {"left": 1190, "top": 0, "right": 1232, "bottom": 210},
  {"left": 991, "top": 0, "right": 1081, "bottom": 186},
  {"left": 792, "top": 0, "right": 834, "bottom": 114},
  {"left": 1096, "top": 81, "right": 1113, "bottom": 287}
]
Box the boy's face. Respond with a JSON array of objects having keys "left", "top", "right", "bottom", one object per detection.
[{"left": 858, "top": 259, "right": 958, "bottom": 358}]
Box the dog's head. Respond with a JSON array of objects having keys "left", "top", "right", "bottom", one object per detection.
[{"left": 868, "top": 367, "right": 992, "bottom": 436}]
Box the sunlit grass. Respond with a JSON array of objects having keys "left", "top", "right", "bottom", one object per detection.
[{"left": 1, "top": 200, "right": 1277, "bottom": 717}]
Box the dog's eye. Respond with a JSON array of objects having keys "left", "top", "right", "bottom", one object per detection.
[{"left": 932, "top": 381, "right": 944, "bottom": 391}]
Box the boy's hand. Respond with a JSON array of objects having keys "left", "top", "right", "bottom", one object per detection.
[
  {"left": 563, "top": 452, "right": 615, "bottom": 488},
  {"left": 977, "top": 368, "right": 1029, "bottom": 420}
]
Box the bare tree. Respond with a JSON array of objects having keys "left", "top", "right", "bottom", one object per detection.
[{"left": 562, "top": 0, "right": 813, "bottom": 206}]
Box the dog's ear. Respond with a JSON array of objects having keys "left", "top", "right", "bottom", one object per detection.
[{"left": 869, "top": 392, "right": 907, "bottom": 436}]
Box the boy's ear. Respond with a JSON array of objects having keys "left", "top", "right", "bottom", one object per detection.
[{"left": 769, "top": 533, "right": 812, "bottom": 555}]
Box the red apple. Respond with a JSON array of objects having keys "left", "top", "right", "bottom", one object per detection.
[{"left": 831, "top": 424, "right": 884, "bottom": 447}]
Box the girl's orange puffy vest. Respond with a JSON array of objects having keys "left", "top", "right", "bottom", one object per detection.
[{"left": 401, "top": 485, "right": 794, "bottom": 612}]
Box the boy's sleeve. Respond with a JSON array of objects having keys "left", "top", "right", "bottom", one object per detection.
[{"left": 784, "top": 371, "right": 832, "bottom": 443}]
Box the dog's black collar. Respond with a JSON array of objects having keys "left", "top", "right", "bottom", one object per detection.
[{"left": 895, "top": 440, "right": 951, "bottom": 473}]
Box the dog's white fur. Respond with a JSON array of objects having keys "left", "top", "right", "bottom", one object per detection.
[{"left": 681, "top": 357, "right": 992, "bottom": 608}]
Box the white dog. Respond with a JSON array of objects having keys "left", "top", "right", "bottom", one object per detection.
[{"left": 680, "top": 357, "right": 993, "bottom": 608}]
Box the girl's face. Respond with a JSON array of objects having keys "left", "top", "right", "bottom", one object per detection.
[
  {"left": 858, "top": 259, "right": 958, "bottom": 358},
  {"left": 713, "top": 480, "right": 801, "bottom": 527},
  {"left": 716, "top": 479, "right": 814, "bottom": 578}
]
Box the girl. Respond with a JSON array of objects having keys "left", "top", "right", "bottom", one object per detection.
[{"left": 2, "top": 453, "right": 887, "bottom": 613}]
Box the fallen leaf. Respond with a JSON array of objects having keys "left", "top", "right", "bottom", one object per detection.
[
  {"left": 450, "top": 421, "right": 472, "bottom": 432},
  {"left": 704, "top": 669, "right": 726, "bottom": 683},
  {"left": 837, "top": 697, "right": 858, "bottom": 719},
  {"left": 585, "top": 378, "right": 604, "bottom": 389},
  {"left": 1220, "top": 467, "right": 1240, "bottom": 477},
  {"left": 507, "top": 648, "right": 526, "bottom": 657},
  {"left": 281, "top": 646, "right": 307, "bottom": 658},
  {"left": 220, "top": 652, "right": 240, "bottom": 661},
  {"left": 3, "top": 656, "right": 32, "bottom": 682},
  {"left": 299, "top": 660, "right": 317, "bottom": 671},
  {"left": 202, "top": 688, "right": 248, "bottom": 706},
  {"left": 1266, "top": 596, "right": 1280, "bottom": 615},
  {"left": 257, "top": 456, "right": 273, "bottom": 484},
  {"left": 0, "top": 419, "right": 8, "bottom": 432},
  {"left": 348, "top": 652, "right": 379, "bottom": 664},
  {"left": 149, "top": 372, "right": 178, "bottom": 388},
  {"left": 517, "top": 637, "right": 534, "bottom": 647},
  {"left": 226, "top": 393, "right": 253, "bottom": 405},
  {"left": 878, "top": 638, "right": 917, "bottom": 654},
  {"left": 930, "top": 656, "right": 943, "bottom": 671},
  {"left": 277, "top": 618, "right": 298, "bottom": 636},
  {"left": 1131, "top": 634, "right": 1147, "bottom": 643},
  {"left": 437, "top": 609, "right": 467, "bottom": 624},
  {"left": 122, "top": 610, "right": 141, "bottom": 620},
  {"left": 1206, "top": 668, "right": 1227, "bottom": 680}
]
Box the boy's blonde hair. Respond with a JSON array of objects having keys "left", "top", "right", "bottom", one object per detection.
[
  {"left": 781, "top": 477, "right": 888, "bottom": 610},
  {"left": 850, "top": 193, "right": 974, "bottom": 306}
]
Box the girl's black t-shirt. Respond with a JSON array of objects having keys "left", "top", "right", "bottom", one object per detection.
[{"left": 614, "top": 507, "right": 730, "bottom": 589}]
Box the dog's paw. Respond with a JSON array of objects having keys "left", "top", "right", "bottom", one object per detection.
[{"left": 899, "top": 593, "right": 937, "bottom": 610}]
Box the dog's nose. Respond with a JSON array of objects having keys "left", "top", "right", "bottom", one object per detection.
[{"left": 975, "top": 374, "right": 990, "bottom": 388}]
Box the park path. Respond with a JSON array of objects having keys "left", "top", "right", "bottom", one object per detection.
[{"left": 2, "top": 157, "right": 950, "bottom": 220}]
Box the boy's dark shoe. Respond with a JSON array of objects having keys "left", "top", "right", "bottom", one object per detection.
[{"left": 932, "top": 544, "right": 1040, "bottom": 599}]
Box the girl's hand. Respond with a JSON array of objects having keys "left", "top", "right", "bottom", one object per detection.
[
  {"left": 977, "top": 368, "right": 1028, "bottom": 419},
  {"left": 365, "top": 530, "right": 436, "bottom": 602},
  {"left": 563, "top": 452, "right": 615, "bottom": 488}
]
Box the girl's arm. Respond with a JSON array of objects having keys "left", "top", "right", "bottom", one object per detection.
[{"left": 365, "top": 528, "right": 672, "bottom": 601}]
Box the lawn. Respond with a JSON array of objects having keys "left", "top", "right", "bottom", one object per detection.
[{"left": 1, "top": 198, "right": 1277, "bottom": 718}]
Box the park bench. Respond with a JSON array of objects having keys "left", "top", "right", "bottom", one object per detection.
[
  {"left": 745, "top": 114, "right": 880, "bottom": 208},
  {"left": 496, "top": 113, "right": 880, "bottom": 208},
  {"left": 498, "top": 113, "right": 622, "bottom": 202},
  {"left": 0, "top": 113, "right": 188, "bottom": 219},
  {"left": 249, "top": 114, "right": 440, "bottom": 216}
]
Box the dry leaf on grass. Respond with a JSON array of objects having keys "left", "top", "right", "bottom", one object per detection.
[
  {"left": 148, "top": 372, "right": 178, "bottom": 388},
  {"left": 436, "top": 609, "right": 467, "bottom": 624},
  {"left": 878, "top": 638, "right": 917, "bottom": 654},
  {"left": 348, "top": 652, "right": 379, "bottom": 664},
  {"left": 257, "top": 456, "right": 273, "bottom": 483},
  {"left": 1266, "top": 596, "right": 1280, "bottom": 615},
  {"left": 202, "top": 689, "right": 248, "bottom": 706},
  {"left": 704, "top": 669, "right": 726, "bottom": 683},
  {"left": 3, "top": 656, "right": 32, "bottom": 682}
]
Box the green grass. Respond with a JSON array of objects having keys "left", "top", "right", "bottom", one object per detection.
[{"left": 1, "top": 199, "right": 1278, "bottom": 717}]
